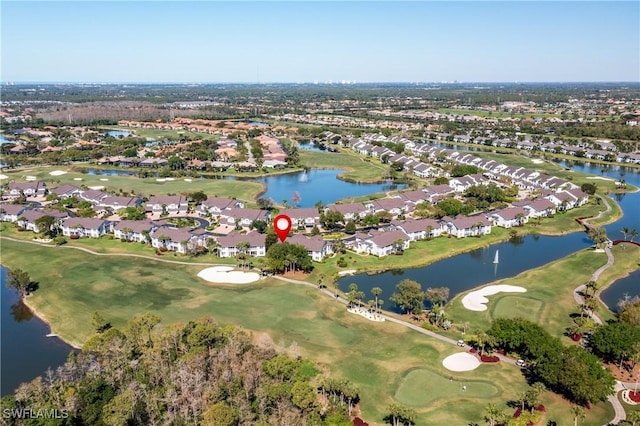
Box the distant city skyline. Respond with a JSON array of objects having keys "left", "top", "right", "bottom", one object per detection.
[{"left": 1, "top": 1, "right": 638, "bottom": 83}]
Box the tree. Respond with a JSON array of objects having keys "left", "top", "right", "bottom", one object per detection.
[
  {"left": 321, "top": 210, "right": 344, "bottom": 229},
  {"left": 256, "top": 197, "right": 274, "bottom": 210},
  {"left": 390, "top": 279, "right": 424, "bottom": 314},
  {"left": 587, "top": 226, "right": 608, "bottom": 249},
  {"left": 6, "top": 268, "right": 37, "bottom": 298},
  {"left": 371, "top": 287, "right": 383, "bottom": 311},
  {"left": 584, "top": 280, "right": 599, "bottom": 297},
  {"left": 92, "top": 311, "right": 112, "bottom": 333},
  {"left": 250, "top": 219, "right": 268, "bottom": 233},
  {"left": 347, "top": 283, "right": 365, "bottom": 307},
  {"left": 187, "top": 191, "right": 207, "bottom": 204},
  {"left": 424, "top": 287, "right": 450, "bottom": 308},
  {"left": 386, "top": 403, "right": 416, "bottom": 426},
  {"left": 580, "top": 182, "right": 597, "bottom": 195},
  {"left": 202, "top": 402, "right": 238, "bottom": 426},
  {"left": 436, "top": 198, "right": 464, "bottom": 217},
  {"left": 291, "top": 191, "right": 301, "bottom": 207},
  {"left": 571, "top": 405, "right": 585, "bottom": 426},
  {"left": 34, "top": 215, "right": 59, "bottom": 238},
  {"left": 484, "top": 403, "right": 500, "bottom": 426},
  {"left": 344, "top": 220, "right": 357, "bottom": 234}
]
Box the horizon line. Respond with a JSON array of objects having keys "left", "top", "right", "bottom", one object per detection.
[{"left": 3, "top": 81, "right": 640, "bottom": 85}]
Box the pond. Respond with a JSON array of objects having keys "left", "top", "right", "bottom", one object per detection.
[
  {"left": 600, "top": 269, "right": 640, "bottom": 313},
  {"left": 0, "top": 266, "right": 76, "bottom": 396},
  {"left": 250, "top": 169, "right": 406, "bottom": 208},
  {"left": 337, "top": 232, "right": 592, "bottom": 313},
  {"left": 105, "top": 130, "right": 132, "bottom": 138}
]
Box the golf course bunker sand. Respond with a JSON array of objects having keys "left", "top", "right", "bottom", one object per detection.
[
  {"left": 49, "top": 170, "right": 67, "bottom": 176},
  {"left": 88, "top": 185, "right": 105, "bottom": 190},
  {"left": 0, "top": 174, "right": 8, "bottom": 180},
  {"left": 73, "top": 177, "right": 83, "bottom": 181},
  {"left": 531, "top": 159, "right": 545, "bottom": 164},
  {"left": 442, "top": 353, "right": 481, "bottom": 372},
  {"left": 198, "top": 266, "right": 260, "bottom": 284},
  {"left": 25, "top": 176, "right": 37, "bottom": 181},
  {"left": 462, "top": 285, "right": 527, "bottom": 311}
]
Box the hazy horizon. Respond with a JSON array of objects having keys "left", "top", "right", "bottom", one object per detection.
[{"left": 2, "top": 1, "right": 639, "bottom": 83}]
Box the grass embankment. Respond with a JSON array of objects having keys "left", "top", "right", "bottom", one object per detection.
[
  {"left": 447, "top": 245, "right": 640, "bottom": 341},
  {"left": 0, "top": 239, "right": 612, "bottom": 425},
  {"left": 1, "top": 165, "right": 264, "bottom": 203},
  {"left": 101, "top": 125, "right": 215, "bottom": 141},
  {"left": 300, "top": 149, "right": 392, "bottom": 183}
]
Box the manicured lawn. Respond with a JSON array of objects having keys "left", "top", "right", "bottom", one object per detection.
[
  {"left": 0, "top": 238, "right": 614, "bottom": 425},
  {"left": 2, "top": 165, "right": 265, "bottom": 202},
  {"left": 394, "top": 367, "right": 500, "bottom": 407},
  {"left": 300, "top": 149, "right": 392, "bottom": 183},
  {"left": 447, "top": 245, "right": 640, "bottom": 340}
]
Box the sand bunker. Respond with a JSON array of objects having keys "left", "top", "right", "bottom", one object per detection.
[
  {"left": 442, "top": 353, "right": 481, "bottom": 372},
  {"left": 49, "top": 170, "right": 67, "bottom": 176},
  {"left": 461, "top": 285, "right": 527, "bottom": 312},
  {"left": 73, "top": 178, "right": 83, "bottom": 181},
  {"left": 0, "top": 174, "right": 8, "bottom": 180},
  {"left": 165, "top": 177, "right": 175, "bottom": 181},
  {"left": 99, "top": 178, "right": 109, "bottom": 181},
  {"left": 25, "top": 176, "right": 37, "bottom": 181},
  {"left": 88, "top": 185, "right": 105, "bottom": 190},
  {"left": 184, "top": 178, "right": 193, "bottom": 182},
  {"left": 531, "top": 159, "right": 544, "bottom": 164},
  {"left": 156, "top": 178, "right": 166, "bottom": 182},
  {"left": 198, "top": 266, "right": 260, "bottom": 284},
  {"left": 587, "top": 176, "right": 614, "bottom": 181}
]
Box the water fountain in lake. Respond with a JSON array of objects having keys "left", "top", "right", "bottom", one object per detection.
[{"left": 299, "top": 171, "right": 309, "bottom": 183}]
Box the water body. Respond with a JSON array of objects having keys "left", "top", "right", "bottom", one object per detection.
[
  {"left": 600, "top": 270, "right": 640, "bottom": 313},
  {"left": 298, "top": 141, "right": 327, "bottom": 152},
  {"left": 338, "top": 232, "right": 592, "bottom": 313},
  {"left": 0, "top": 266, "right": 76, "bottom": 396},
  {"left": 105, "top": 130, "right": 132, "bottom": 138},
  {"left": 85, "top": 168, "right": 139, "bottom": 177},
  {"left": 0, "top": 134, "right": 16, "bottom": 145},
  {"left": 251, "top": 169, "right": 406, "bottom": 208}
]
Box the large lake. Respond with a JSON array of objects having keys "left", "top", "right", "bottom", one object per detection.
[{"left": 249, "top": 169, "right": 406, "bottom": 207}]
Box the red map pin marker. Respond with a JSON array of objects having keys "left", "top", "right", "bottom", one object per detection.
[{"left": 273, "top": 214, "right": 292, "bottom": 242}]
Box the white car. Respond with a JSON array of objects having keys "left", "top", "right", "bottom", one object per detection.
[
  {"left": 456, "top": 340, "right": 465, "bottom": 347},
  {"left": 516, "top": 359, "right": 526, "bottom": 367}
]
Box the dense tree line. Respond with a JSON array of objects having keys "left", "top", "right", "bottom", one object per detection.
[
  {"left": 0, "top": 314, "right": 357, "bottom": 426},
  {"left": 487, "top": 318, "right": 615, "bottom": 405}
]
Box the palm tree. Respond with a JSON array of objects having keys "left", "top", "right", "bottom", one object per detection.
[
  {"left": 585, "top": 280, "right": 599, "bottom": 297},
  {"left": 371, "top": 287, "right": 383, "bottom": 310},
  {"left": 484, "top": 403, "right": 500, "bottom": 426},
  {"left": 630, "top": 228, "right": 639, "bottom": 242},
  {"left": 622, "top": 226, "right": 631, "bottom": 241},
  {"left": 571, "top": 405, "right": 585, "bottom": 426}
]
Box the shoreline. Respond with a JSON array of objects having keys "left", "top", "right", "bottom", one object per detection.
[{"left": 20, "top": 296, "right": 82, "bottom": 350}]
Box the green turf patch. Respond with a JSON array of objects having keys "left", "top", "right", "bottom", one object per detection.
[
  {"left": 490, "top": 295, "right": 544, "bottom": 322},
  {"left": 394, "top": 368, "right": 499, "bottom": 407}
]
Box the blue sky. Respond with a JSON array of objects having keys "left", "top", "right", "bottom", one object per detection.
[{"left": 1, "top": 1, "right": 638, "bottom": 83}]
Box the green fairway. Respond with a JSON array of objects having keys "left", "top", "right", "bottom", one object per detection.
[
  {"left": 300, "top": 149, "right": 392, "bottom": 183},
  {"left": 447, "top": 245, "right": 640, "bottom": 340},
  {"left": 2, "top": 165, "right": 264, "bottom": 202},
  {"left": 394, "top": 368, "right": 500, "bottom": 407},
  {"left": 490, "top": 295, "right": 544, "bottom": 322},
  {"left": 0, "top": 238, "right": 615, "bottom": 425}
]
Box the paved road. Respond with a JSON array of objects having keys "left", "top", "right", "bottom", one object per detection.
[
  {"left": 573, "top": 195, "right": 626, "bottom": 425},
  {"left": 274, "top": 276, "right": 518, "bottom": 366}
]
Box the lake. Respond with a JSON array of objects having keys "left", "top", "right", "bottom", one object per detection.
[
  {"left": 251, "top": 169, "right": 406, "bottom": 207},
  {"left": 0, "top": 134, "right": 16, "bottom": 145},
  {"left": 106, "top": 130, "right": 132, "bottom": 138},
  {"left": 0, "top": 266, "right": 76, "bottom": 396}
]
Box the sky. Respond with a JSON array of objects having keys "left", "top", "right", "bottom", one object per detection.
[{"left": 1, "top": 1, "right": 639, "bottom": 83}]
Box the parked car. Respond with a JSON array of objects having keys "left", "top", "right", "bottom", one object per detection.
[
  {"left": 516, "top": 359, "right": 526, "bottom": 367},
  {"left": 456, "top": 340, "right": 465, "bottom": 347}
]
